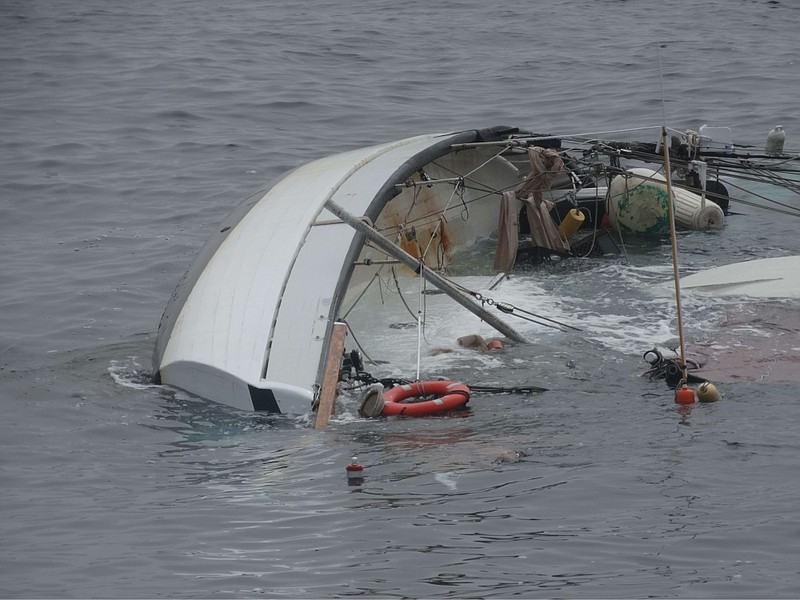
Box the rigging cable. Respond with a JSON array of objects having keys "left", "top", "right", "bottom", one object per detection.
[
  {"left": 340, "top": 320, "right": 380, "bottom": 367},
  {"left": 444, "top": 277, "right": 582, "bottom": 332},
  {"left": 390, "top": 265, "right": 419, "bottom": 322},
  {"left": 340, "top": 270, "right": 382, "bottom": 321}
]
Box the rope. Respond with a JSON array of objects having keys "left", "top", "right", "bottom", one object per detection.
[
  {"left": 341, "top": 372, "right": 547, "bottom": 396},
  {"left": 388, "top": 154, "right": 511, "bottom": 240},
  {"left": 443, "top": 276, "right": 582, "bottom": 332},
  {"left": 496, "top": 302, "right": 582, "bottom": 331},
  {"left": 340, "top": 271, "right": 381, "bottom": 321},
  {"left": 402, "top": 176, "right": 477, "bottom": 378},
  {"left": 512, "top": 125, "right": 663, "bottom": 145},
  {"left": 390, "top": 266, "right": 418, "bottom": 321},
  {"left": 468, "top": 384, "right": 548, "bottom": 394},
  {"left": 419, "top": 178, "right": 464, "bottom": 260},
  {"left": 596, "top": 134, "right": 800, "bottom": 218},
  {"left": 340, "top": 320, "right": 380, "bottom": 366}
]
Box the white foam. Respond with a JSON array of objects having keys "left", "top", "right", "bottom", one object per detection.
[
  {"left": 344, "top": 263, "right": 736, "bottom": 370},
  {"left": 107, "top": 356, "right": 160, "bottom": 391}
]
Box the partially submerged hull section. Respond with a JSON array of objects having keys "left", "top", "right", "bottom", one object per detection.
[
  {"left": 154, "top": 123, "right": 751, "bottom": 414},
  {"left": 681, "top": 255, "right": 800, "bottom": 298},
  {"left": 153, "top": 127, "right": 526, "bottom": 414}
]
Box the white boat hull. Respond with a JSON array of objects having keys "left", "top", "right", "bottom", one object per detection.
[
  {"left": 681, "top": 255, "right": 800, "bottom": 298},
  {"left": 152, "top": 127, "right": 525, "bottom": 413}
]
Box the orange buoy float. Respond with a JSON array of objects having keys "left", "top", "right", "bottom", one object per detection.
[
  {"left": 674, "top": 384, "right": 696, "bottom": 405},
  {"left": 381, "top": 380, "right": 470, "bottom": 417}
]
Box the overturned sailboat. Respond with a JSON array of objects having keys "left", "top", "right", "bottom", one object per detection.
[
  {"left": 152, "top": 123, "right": 798, "bottom": 414},
  {"left": 153, "top": 127, "right": 552, "bottom": 414}
]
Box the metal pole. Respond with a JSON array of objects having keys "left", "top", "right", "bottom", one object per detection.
[{"left": 325, "top": 199, "right": 532, "bottom": 344}]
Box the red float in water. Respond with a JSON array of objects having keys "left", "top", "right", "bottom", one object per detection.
[{"left": 674, "top": 385, "right": 696, "bottom": 405}]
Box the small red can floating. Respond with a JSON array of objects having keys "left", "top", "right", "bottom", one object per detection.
[{"left": 346, "top": 457, "right": 364, "bottom": 485}]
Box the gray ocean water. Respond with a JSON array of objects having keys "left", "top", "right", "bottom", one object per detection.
[{"left": 3, "top": 0, "right": 800, "bottom": 597}]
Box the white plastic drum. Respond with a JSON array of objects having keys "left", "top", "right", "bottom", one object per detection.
[{"left": 606, "top": 167, "right": 724, "bottom": 234}]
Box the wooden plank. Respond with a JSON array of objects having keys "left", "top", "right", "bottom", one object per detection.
[{"left": 314, "top": 322, "right": 347, "bottom": 429}]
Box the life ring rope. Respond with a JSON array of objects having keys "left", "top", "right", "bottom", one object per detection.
[{"left": 380, "top": 380, "right": 470, "bottom": 417}]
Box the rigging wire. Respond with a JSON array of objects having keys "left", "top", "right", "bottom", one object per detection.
[
  {"left": 340, "top": 320, "right": 380, "bottom": 366},
  {"left": 712, "top": 177, "right": 800, "bottom": 216},
  {"left": 390, "top": 265, "right": 419, "bottom": 322},
  {"left": 350, "top": 116, "right": 798, "bottom": 383},
  {"left": 443, "top": 277, "right": 581, "bottom": 332},
  {"left": 468, "top": 384, "right": 548, "bottom": 394},
  {"left": 415, "top": 177, "right": 464, "bottom": 261},
  {"left": 340, "top": 270, "right": 382, "bottom": 321}
]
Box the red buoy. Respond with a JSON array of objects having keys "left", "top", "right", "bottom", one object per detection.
[
  {"left": 346, "top": 456, "right": 364, "bottom": 485},
  {"left": 674, "top": 385, "right": 696, "bottom": 405}
]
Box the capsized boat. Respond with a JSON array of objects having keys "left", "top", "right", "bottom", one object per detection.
[
  {"left": 152, "top": 124, "right": 799, "bottom": 414},
  {"left": 152, "top": 126, "right": 618, "bottom": 413}
]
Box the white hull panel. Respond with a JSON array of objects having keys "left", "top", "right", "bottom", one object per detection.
[{"left": 681, "top": 255, "right": 800, "bottom": 298}]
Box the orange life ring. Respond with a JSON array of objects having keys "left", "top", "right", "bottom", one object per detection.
[{"left": 381, "top": 380, "right": 470, "bottom": 417}]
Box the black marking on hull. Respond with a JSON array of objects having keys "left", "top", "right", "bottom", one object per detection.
[{"left": 248, "top": 386, "right": 281, "bottom": 413}]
